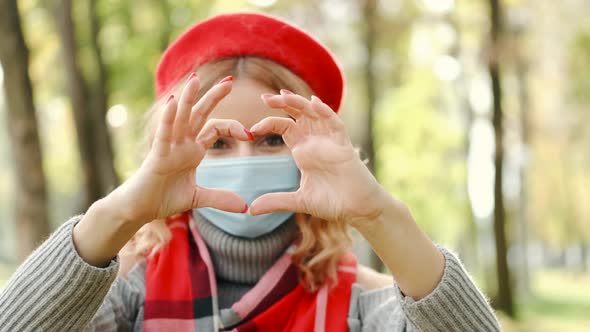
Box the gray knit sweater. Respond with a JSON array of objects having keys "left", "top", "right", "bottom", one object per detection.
[{"left": 0, "top": 215, "right": 500, "bottom": 331}]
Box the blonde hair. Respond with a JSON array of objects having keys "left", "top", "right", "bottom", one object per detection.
[{"left": 123, "top": 57, "right": 352, "bottom": 291}]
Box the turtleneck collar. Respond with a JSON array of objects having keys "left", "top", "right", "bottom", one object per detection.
[{"left": 192, "top": 210, "right": 298, "bottom": 284}]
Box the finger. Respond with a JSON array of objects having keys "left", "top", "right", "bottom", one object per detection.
[
  {"left": 310, "top": 95, "right": 334, "bottom": 118},
  {"left": 196, "top": 118, "right": 252, "bottom": 149},
  {"left": 279, "top": 89, "right": 311, "bottom": 119},
  {"left": 261, "top": 94, "right": 303, "bottom": 119},
  {"left": 188, "top": 76, "right": 233, "bottom": 139},
  {"left": 249, "top": 192, "right": 302, "bottom": 215},
  {"left": 172, "top": 73, "right": 200, "bottom": 143},
  {"left": 250, "top": 117, "right": 295, "bottom": 136},
  {"left": 152, "top": 97, "right": 177, "bottom": 156},
  {"left": 195, "top": 187, "right": 247, "bottom": 213},
  {"left": 276, "top": 93, "right": 318, "bottom": 119},
  {"left": 310, "top": 95, "right": 346, "bottom": 133}
]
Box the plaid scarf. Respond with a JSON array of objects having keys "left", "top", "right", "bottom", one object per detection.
[{"left": 143, "top": 212, "right": 357, "bottom": 332}]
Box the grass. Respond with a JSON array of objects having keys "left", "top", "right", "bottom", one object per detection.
[
  {"left": 0, "top": 263, "right": 16, "bottom": 290},
  {"left": 499, "top": 269, "right": 590, "bottom": 332}
]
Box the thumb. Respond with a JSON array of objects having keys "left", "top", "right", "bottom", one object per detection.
[
  {"left": 249, "top": 192, "right": 302, "bottom": 215},
  {"left": 195, "top": 187, "right": 248, "bottom": 213}
]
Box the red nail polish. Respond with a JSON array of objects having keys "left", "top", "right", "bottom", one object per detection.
[
  {"left": 244, "top": 129, "right": 254, "bottom": 141},
  {"left": 241, "top": 204, "right": 249, "bottom": 213},
  {"left": 218, "top": 75, "right": 233, "bottom": 84},
  {"left": 167, "top": 95, "right": 174, "bottom": 103},
  {"left": 188, "top": 72, "right": 197, "bottom": 80},
  {"left": 280, "top": 89, "right": 293, "bottom": 95}
]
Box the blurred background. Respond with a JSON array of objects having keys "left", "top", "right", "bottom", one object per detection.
[{"left": 1, "top": 0, "right": 589, "bottom": 330}]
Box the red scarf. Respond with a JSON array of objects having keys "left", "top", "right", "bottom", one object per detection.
[{"left": 143, "top": 212, "right": 357, "bottom": 332}]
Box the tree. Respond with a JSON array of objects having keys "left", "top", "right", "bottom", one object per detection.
[
  {"left": 88, "top": 0, "right": 119, "bottom": 193},
  {"left": 488, "top": 0, "right": 514, "bottom": 317},
  {"left": 360, "top": 0, "right": 384, "bottom": 272},
  {"left": 361, "top": 0, "right": 377, "bottom": 174},
  {"left": 511, "top": 14, "right": 532, "bottom": 296},
  {"left": 0, "top": 0, "right": 50, "bottom": 260},
  {"left": 55, "top": 0, "right": 118, "bottom": 209}
]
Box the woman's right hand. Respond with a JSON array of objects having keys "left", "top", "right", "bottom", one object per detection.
[
  {"left": 73, "top": 74, "right": 251, "bottom": 267},
  {"left": 109, "top": 74, "right": 251, "bottom": 225}
]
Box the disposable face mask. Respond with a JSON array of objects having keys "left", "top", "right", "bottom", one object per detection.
[{"left": 195, "top": 155, "right": 300, "bottom": 238}]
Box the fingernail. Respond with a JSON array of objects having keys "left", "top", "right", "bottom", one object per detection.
[
  {"left": 244, "top": 129, "right": 254, "bottom": 141},
  {"left": 218, "top": 75, "right": 233, "bottom": 84},
  {"left": 280, "top": 89, "right": 293, "bottom": 95},
  {"left": 261, "top": 93, "right": 274, "bottom": 100},
  {"left": 188, "top": 72, "right": 197, "bottom": 81},
  {"left": 311, "top": 95, "right": 320, "bottom": 102},
  {"left": 167, "top": 95, "right": 174, "bottom": 103},
  {"left": 241, "top": 204, "right": 249, "bottom": 213}
]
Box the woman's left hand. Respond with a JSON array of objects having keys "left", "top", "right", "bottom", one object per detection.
[
  {"left": 250, "top": 91, "right": 446, "bottom": 301},
  {"left": 248, "top": 91, "right": 391, "bottom": 226}
]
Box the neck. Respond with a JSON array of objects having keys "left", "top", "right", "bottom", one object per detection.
[{"left": 192, "top": 210, "right": 298, "bottom": 284}]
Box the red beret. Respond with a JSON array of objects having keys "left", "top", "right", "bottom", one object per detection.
[{"left": 155, "top": 12, "right": 344, "bottom": 112}]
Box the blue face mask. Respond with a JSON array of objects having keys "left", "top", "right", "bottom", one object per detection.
[{"left": 195, "top": 155, "right": 300, "bottom": 238}]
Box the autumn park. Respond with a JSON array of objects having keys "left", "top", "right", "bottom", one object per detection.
[{"left": 1, "top": 0, "right": 589, "bottom": 331}]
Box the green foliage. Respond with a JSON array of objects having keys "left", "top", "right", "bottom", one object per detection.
[
  {"left": 528, "top": 142, "right": 590, "bottom": 247},
  {"left": 0, "top": 263, "right": 17, "bottom": 290},
  {"left": 568, "top": 24, "right": 590, "bottom": 104},
  {"left": 375, "top": 68, "right": 468, "bottom": 244}
]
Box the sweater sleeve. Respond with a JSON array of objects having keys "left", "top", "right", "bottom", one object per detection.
[
  {"left": 396, "top": 247, "right": 500, "bottom": 332},
  {"left": 355, "top": 247, "right": 500, "bottom": 332},
  {"left": 0, "top": 215, "right": 119, "bottom": 331},
  {"left": 84, "top": 261, "right": 146, "bottom": 332}
]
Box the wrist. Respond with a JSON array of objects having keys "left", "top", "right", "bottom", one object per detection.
[
  {"left": 348, "top": 192, "right": 445, "bottom": 299},
  {"left": 101, "top": 186, "right": 149, "bottom": 226},
  {"left": 73, "top": 195, "right": 146, "bottom": 268},
  {"left": 347, "top": 188, "right": 412, "bottom": 232}
]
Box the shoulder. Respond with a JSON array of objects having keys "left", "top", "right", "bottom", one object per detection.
[
  {"left": 355, "top": 264, "right": 394, "bottom": 290},
  {"left": 349, "top": 267, "right": 405, "bottom": 331}
]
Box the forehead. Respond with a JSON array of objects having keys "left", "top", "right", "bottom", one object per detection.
[{"left": 209, "top": 78, "right": 289, "bottom": 128}]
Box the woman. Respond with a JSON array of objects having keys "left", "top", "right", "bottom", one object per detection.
[{"left": 0, "top": 13, "right": 500, "bottom": 331}]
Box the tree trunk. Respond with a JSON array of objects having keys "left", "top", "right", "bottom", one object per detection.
[
  {"left": 488, "top": 0, "right": 515, "bottom": 317},
  {"left": 361, "top": 0, "right": 384, "bottom": 272},
  {"left": 515, "top": 46, "right": 531, "bottom": 297},
  {"left": 88, "top": 0, "right": 119, "bottom": 192},
  {"left": 55, "top": 0, "right": 117, "bottom": 209},
  {"left": 362, "top": 0, "right": 377, "bottom": 174},
  {"left": 0, "top": 0, "right": 50, "bottom": 260},
  {"left": 447, "top": 13, "right": 479, "bottom": 273},
  {"left": 581, "top": 242, "right": 588, "bottom": 272},
  {"left": 158, "top": 0, "right": 173, "bottom": 52}
]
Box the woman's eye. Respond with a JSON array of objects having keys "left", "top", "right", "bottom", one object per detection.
[
  {"left": 261, "top": 134, "right": 285, "bottom": 147},
  {"left": 211, "top": 139, "right": 228, "bottom": 149}
]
